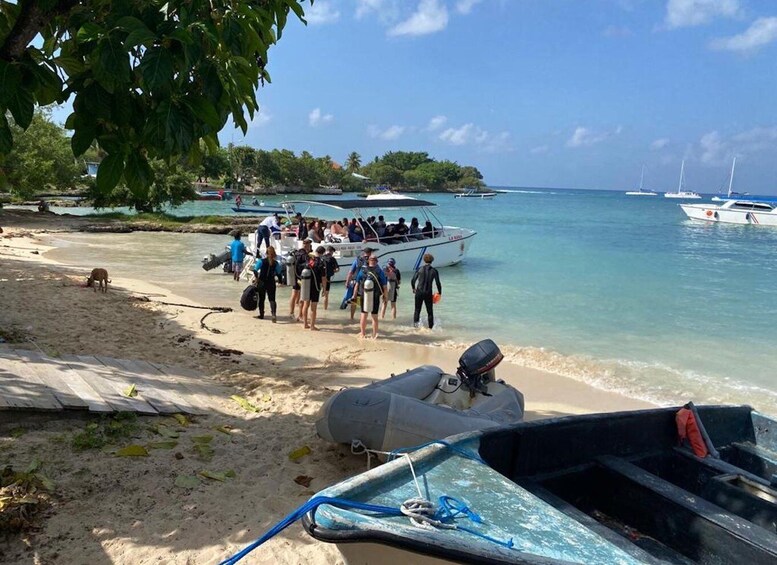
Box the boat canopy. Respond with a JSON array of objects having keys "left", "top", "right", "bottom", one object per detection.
[{"left": 284, "top": 198, "right": 436, "bottom": 210}]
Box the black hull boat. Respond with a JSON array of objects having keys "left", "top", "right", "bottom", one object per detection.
[{"left": 303, "top": 405, "right": 777, "bottom": 564}]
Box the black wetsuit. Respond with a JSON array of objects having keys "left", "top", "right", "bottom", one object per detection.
[
  {"left": 411, "top": 264, "right": 442, "bottom": 329},
  {"left": 254, "top": 259, "right": 278, "bottom": 318}
]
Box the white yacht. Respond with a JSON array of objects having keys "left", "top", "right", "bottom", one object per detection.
[
  {"left": 625, "top": 166, "right": 658, "bottom": 196},
  {"left": 248, "top": 197, "right": 476, "bottom": 280},
  {"left": 665, "top": 160, "right": 701, "bottom": 199},
  {"left": 680, "top": 198, "right": 777, "bottom": 226},
  {"left": 711, "top": 158, "right": 747, "bottom": 202}
]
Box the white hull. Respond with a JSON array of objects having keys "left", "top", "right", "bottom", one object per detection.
[
  {"left": 248, "top": 229, "right": 475, "bottom": 281},
  {"left": 454, "top": 193, "right": 496, "bottom": 199},
  {"left": 665, "top": 191, "right": 701, "bottom": 199},
  {"left": 680, "top": 203, "right": 777, "bottom": 226},
  {"left": 625, "top": 191, "right": 658, "bottom": 196}
]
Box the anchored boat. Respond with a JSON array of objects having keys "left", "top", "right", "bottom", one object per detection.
[
  {"left": 304, "top": 404, "right": 777, "bottom": 564},
  {"left": 680, "top": 198, "right": 777, "bottom": 226},
  {"left": 247, "top": 197, "right": 476, "bottom": 281}
]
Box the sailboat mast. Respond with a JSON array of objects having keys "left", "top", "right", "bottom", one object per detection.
[
  {"left": 639, "top": 165, "right": 645, "bottom": 191},
  {"left": 727, "top": 157, "right": 737, "bottom": 197},
  {"left": 678, "top": 160, "right": 685, "bottom": 194}
]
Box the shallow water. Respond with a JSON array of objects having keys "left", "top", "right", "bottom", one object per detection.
[{"left": 42, "top": 189, "right": 777, "bottom": 415}]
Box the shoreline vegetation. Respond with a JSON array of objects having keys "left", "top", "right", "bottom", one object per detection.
[{"left": 0, "top": 212, "right": 653, "bottom": 563}]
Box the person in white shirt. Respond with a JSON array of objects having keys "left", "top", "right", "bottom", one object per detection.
[{"left": 257, "top": 213, "right": 281, "bottom": 250}]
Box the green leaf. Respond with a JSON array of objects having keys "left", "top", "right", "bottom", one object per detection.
[
  {"left": 7, "top": 87, "right": 34, "bottom": 129},
  {"left": 172, "top": 414, "right": 190, "bottom": 427},
  {"left": 140, "top": 48, "right": 173, "bottom": 91},
  {"left": 185, "top": 97, "right": 221, "bottom": 129},
  {"left": 288, "top": 445, "right": 311, "bottom": 461},
  {"left": 174, "top": 475, "right": 200, "bottom": 488},
  {"left": 116, "top": 16, "right": 149, "bottom": 33},
  {"left": 94, "top": 39, "right": 130, "bottom": 92},
  {"left": 125, "top": 28, "right": 158, "bottom": 48},
  {"left": 53, "top": 55, "right": 85, "bottom": 77},
  {"left": 0, "top": 61, "right": 21, "bottom": 106},
  {"left": 76, "top": 22, "right": 103, "bottom": 44},
  {"left": 199, "top": 470, "right": 233, "bottom": 482},
  {"left": 96, "top": 153, "right": 125, "bottom": 193},
  {"left": 0, "top": 116, "right": 13, "bottom": 154},
  {"left": 124, "top": 153, "right": 154, "bottom": 194},
  {"left": 148, "top": 440, "right": 178, "bottom": 450},
  {"left": 230, "top": 395, "right": 260, "bottom": 412},
  {"left": 191, "top": 435, "right": 213, "bottom": 444},
  {"left": 123, "top": 384, "right": 137, "bottom": 398},
  {"left": 116, "top": 444, "right": 149, "bottom": 457},
  {"left": 156, "top": 425, "right": 180, "bottom": 439}
]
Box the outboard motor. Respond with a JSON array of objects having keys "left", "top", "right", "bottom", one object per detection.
[
  {"left": 363, "top": 277, "right": 375, "bottom": 313},
  {"left": 456, "top": 339, "right": 504, "bottom": 397},
  {"left": 300, "top": 268, "right": 312, "bottom": 302}
]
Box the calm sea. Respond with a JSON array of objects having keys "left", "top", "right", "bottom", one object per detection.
[{"left": 35, "top": 188, "right": 777, "bottom": 415}]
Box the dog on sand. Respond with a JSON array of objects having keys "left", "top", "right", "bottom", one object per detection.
[{"left": 86, "top": 268, "right": 111, "bottom": 293}]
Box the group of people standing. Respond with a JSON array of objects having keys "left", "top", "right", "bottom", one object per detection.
[{"left": 230, "top": 213, "right": 444, "bottom": 338}]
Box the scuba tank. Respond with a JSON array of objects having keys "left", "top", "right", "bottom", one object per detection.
[
  {"left": 363, "top": 277, "right": 375, "bottom": 312},
  {"left": 300, "top": 268, "right": 312, "bottom": 302},
  {"left": 285, "top": 253, "right": 296, "bottom": 286},
  {"left": 388, "top": 280, "right": 397, "bottom": 302}
]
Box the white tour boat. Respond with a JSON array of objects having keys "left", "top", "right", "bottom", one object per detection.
[
  {"left": 711, "top": 158, "right": 748, "bottom": 202},
  {"left": 625, "top": 166, "right": 658, "bottom": 196},
  {"left": 665, "top": 160, "right": 702, "bottom": 200},
  {"left": 454, "top": 188, "right": 497, "bottom": 199},
  {"left": 680, "top": 198, "right": 777, "bottom": 226},
  {"left": 247, "top": 197, "right": 476, "bottom": 281}
]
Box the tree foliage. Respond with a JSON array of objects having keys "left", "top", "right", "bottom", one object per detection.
[
  {"left": 0, "top": 0, "right": 310, "bottom": 194},
  {"left": 361, "top": 152, "right": 484, "bottom": 191},
  {"left": 4, "top": 111, "right": 81, "bottom": 198}
]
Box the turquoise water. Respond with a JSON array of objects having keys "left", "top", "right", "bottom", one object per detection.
[{"left": 34, "top": 189, "right": 777, "bottom": 414}]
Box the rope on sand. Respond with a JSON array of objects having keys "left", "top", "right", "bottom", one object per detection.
[{"left": 136, "top": 296, "right": 233, "bottom": 334}]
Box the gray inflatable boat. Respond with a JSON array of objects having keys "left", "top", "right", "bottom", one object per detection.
[{"left": 316, "top": 340, "right": 525, "bottom": 453}]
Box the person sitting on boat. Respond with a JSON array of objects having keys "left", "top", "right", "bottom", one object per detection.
[
  {"left": 422, "top": 220, "right": 435, "bottom": 238},
  {"left": 309, "top": 220, "right": 323, "bottom": 244},
  {"left": 394, "top": 217, "right": 409, "bottom": 241},
  {"left": 408, "top": 217, "right": 423, "bottom": 240},
  {"left": 348, "top": 219, "right": 363, "bottom": 242},
  {"left": 375, "top": 215, "right": 387, "bottom": 237},
  {"left": 295, "top": 212, "right": 308, "bottom": 240},
  {"left": 251, "top": 197, "right": 260, "bottom": 206},
  {"left": 257, "top": 213, "right": 281, "bottom": 251}
]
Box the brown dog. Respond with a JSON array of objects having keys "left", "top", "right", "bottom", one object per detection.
[{"left": 86, "top": 268, "right": 111, "bottom": 293}]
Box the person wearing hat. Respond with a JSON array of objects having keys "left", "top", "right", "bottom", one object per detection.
[
  {"left": 257, "top": 213, "right": 281, "bottom": 252},
  {"left": 381, "top": 257, "right": 401, "bottom": 319},
  {"left": 289, "top": 238, "right": 313, "bottom": 320},
  {"left": 411, "top": 252, "right": 442, "bottom": 329},
  {"left": 344, "top": 246, "right": 375, "bottom": 321}
]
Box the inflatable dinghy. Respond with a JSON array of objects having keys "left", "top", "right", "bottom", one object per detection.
[
  {"left": 201, "top": 250, "right": 230, "bottom": 271},
  {"left": 316, "top": 339, "right": 524, "bottom": 453}
]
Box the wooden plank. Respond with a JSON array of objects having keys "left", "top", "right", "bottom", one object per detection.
[
  {"left": 149, "top": 361, "right": 225, "bottom": 413},
  {"left": 129, "top": 359, "right": 214, "bottom": 414},
  {"left": 95, "top": 355, "right": 180, "bottom": 414},
  {"left": 110, "top": 358, "right": 201, "bottom": 414},
  {"left": 0, "top": 357, "right": 62, "bottom": 410},
  {"left": 72, "top": 355, "right": 159, "bottom": 415},
  {"left": 54, "top": 355, "right": 121, "bottom": 413},
  {"left": 10, "top": 350, "right": 88, "bottom": 410},
  {"left": 0, "top": 356, "right": 46, "bottom": 409}
]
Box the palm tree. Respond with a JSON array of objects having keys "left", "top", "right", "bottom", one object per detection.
[{"left": 345, "top": 151, "right": 361, "bottom": 172}]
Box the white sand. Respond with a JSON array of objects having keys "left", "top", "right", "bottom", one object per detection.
[{"left": 0, "top": 214, "right": 652, "bottom": 564}]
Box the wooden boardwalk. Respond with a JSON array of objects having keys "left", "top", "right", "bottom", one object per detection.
[{"left": 0, "top": 348, "right": 224, "bottom": 415}]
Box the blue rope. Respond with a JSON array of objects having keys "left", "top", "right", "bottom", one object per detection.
[
  {"left": 219, "top": 441, "right": 507, "bottom": 564},
  {"left": 218, "top": 496, "right": 402, "bottom": 565}
]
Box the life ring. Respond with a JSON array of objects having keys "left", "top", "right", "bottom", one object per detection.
[{"left": 705, "top": 210, "right": 713, "bottom": 217}]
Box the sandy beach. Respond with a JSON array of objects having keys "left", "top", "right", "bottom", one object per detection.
[{"left": 0, "top": 211, "right": 653, "bottom": 564}]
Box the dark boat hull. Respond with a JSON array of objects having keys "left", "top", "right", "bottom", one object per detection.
[{"left": 305, "top": 405, "right": 777, "bottom": 564}]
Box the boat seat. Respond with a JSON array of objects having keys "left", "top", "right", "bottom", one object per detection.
[
  {"left": 725, "top": 442, "right": 777, "bottom": 483},
  {"left": 673, "top": 446, "right": 774, "bottom": 487},
  {"left": 593, "top": 455, "right": 777, "bottom": 564}
]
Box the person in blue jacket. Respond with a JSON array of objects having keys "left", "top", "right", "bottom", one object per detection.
[
  {"left": 230, "top": 232, "right": 253, "bottom": 281},
  {"left": 354, "top": 255, "right": 388, "bottom": 339}
]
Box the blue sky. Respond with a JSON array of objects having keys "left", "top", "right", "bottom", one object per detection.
[{"left": 231, "top": 1, "right": 776, "bottom": 193}]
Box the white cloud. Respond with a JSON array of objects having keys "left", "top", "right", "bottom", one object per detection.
[
  {"left": 439, "top": 123, "right": 474, "bottom": 145},
  {"left": 651, "top": 138, "right": 670, "bottom": 150},
  {"left": 709, "top": 17, "right": 777, "bottom": 52},
  {"left": 456, "top": 0, "right": 484, "bottom": 15},
  {"left": 356, "top": 0, "right": 386, "bottom": 19},
  {"left": 309, "top": 108, "right": 334, "bottom": 127},
  {"left": 426, "top": 115, "right": 447, "bottom": 131},
  {"left": 388, "top": 0, "right": 449, "bottom": 37},
  {"left": 248, "top": 108, "right": 272, "bottom": 129},
  {"left": 306, "top": 1, "right": 341, "bottom": 25},
  {"left": 699, "top": 130, "right": 729, "bottom": 164},
  {"left": 530, "top": 145, "right": 549, "bottom": 155},
  {"left": 369, "top": 124, "right": 406, "bottom": 140},
  {"left": 664, "top": 0, "right": 740, "bottom": 29},
  {"left": 567, "top": 126, "right": 621, "bottom": 148}
]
